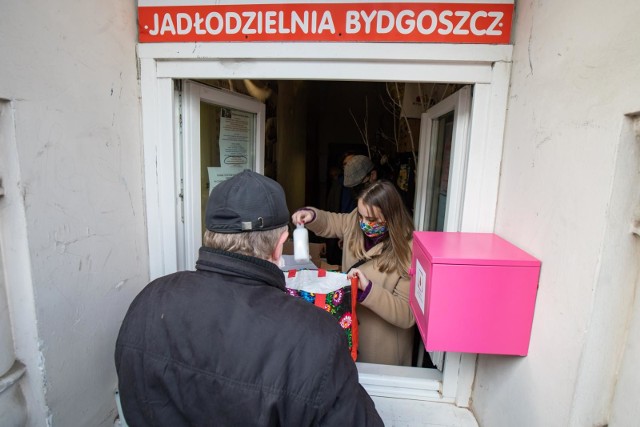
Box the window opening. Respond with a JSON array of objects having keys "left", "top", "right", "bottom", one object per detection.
[
  {"left": 182, "top": 79, "right": 465, "bottom": 374},
  {"left": 139, "top": 41, "right": 512, "bottom": 408}
]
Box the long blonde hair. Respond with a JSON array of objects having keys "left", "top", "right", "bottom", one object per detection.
[{"left": 347, "top": 180, "right": 414, "bottom": 278}]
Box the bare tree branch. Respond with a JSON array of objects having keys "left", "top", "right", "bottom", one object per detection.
[{"left": 349, "top": 96, "right": 371, "bottom": 157}]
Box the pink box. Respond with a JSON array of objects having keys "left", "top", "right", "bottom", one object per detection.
[{"left": 409, "top": 232, "right": 540, "bottom": 356}]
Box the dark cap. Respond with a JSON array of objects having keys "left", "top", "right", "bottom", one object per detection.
[
  {"left": 205, "top": 170, "right": 290, "bottom": 233},
  {"left": 343, "top": 155, "right": 374, "bottom": 187}
]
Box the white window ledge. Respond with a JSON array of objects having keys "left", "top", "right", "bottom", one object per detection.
[{"left": 357, "top": 362, "right": 447, "bottom": 402}]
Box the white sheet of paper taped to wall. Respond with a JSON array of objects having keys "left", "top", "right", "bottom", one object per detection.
[{"left": 207, "top": 167, "right": 238, "bottom": 194}]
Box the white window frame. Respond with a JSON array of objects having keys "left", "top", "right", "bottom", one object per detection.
[
  {"left": 181, "top": 81, "right": 266, "bottom": 270},
  {"left": 0, "top": 99, "right": 47, "bottom": 421},
  {"left": 414, "top": 85, "right": 472, "bottom": 234},
  {"left": 137, "top": 42, "right": 512, "bottom": 407},
  {"left": 412, "top": 86, "right": 472, "bottom": 379}
]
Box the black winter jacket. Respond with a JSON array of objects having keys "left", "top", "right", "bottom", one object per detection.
[{"left": 115, "top": 247, "right": 383, "bottom": 426}]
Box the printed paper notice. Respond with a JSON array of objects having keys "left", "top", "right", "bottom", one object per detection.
[
  {"left": 414, "top": 259, "right": 426, "bottom": 314},
  {"left": 207, "top": 167, "right": 237, "bottom": 194},
  {"left": 219, "top": 108, "right": 250, "bottom": 170}
]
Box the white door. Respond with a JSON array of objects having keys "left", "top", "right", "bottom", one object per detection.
[
  {"left": 180, "top": 81, "right": 266, "bottom": 270},
  {"left": 412, "top": 86, "right": 473, "bottom": 393}
]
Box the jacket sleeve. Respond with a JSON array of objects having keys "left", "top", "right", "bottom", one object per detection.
[
  {"left": 360, "top": 273, "right": 415, "bottom": 329},
  {"left": 316, "top": 329, "right": 384, "bottom": 426},
  {"left": 305, "top": 207, "right": 354, "bottom": 240}
]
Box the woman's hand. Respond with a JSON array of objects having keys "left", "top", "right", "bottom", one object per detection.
[
  {"left": 347, "top": 268, "right": 369, "bottom": 291},
  {"left": 291, "top": 209, "right": 315, "bottom": 225}
]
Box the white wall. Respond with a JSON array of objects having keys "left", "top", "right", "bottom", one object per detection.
[
  {"left": 608, "top": 116, "right": 640, "bottom": 426},
  {"left": 471, "top": 1, "right": 640, "bottom": 426},
  {"left": 0, "top": 2, "right": 147, "bottom": 426},
  {"left": 2, "top": 1, "right": 639, "bottom": 425}
]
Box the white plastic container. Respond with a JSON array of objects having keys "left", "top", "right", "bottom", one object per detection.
[{"left": 293, "top": 223, "right": 310, "bottom": 261}]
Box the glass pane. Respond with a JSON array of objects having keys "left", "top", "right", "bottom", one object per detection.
[
  {"left": 428, "top": 112, "right": 454, "bottom": 231},
  {"left": 199, "top": 101, "right": 257, "bottom": 231}
]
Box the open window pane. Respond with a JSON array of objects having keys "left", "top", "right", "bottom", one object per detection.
[
  {"left": 413, "top": 86, "right": 472, "bottom": 373},
  {"left": 181, "top": 81, "right": 265, "bottom": 270}
]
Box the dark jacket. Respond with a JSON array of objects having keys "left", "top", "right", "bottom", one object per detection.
[{"left": 115, "top": 247, "right": 383, "bottom": 426}]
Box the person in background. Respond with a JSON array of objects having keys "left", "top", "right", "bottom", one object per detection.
[
  {"left": 292, "top": 180, "right": 415, "bottom": 366},
  {"left": 339, "top": 151, "right": 360, "bottom": 213},
  {"left": 327, "top": 153, "right": 379, "bottom": 266},
  {"left": 343, "top": 154, "right": 379, "bottom": 202},
  {"left": 326, "top": 150, "right": 361, "bottom": 265},
  {"left": 115, "top": 170, "right": 383, "bottom": 426},
  {"left": 326, "top": 164, "right": 343, "bottom": 212}
]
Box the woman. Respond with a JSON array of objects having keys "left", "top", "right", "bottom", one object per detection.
[{"left": 291, "top": 180, "right": 415, "bottom": 366}]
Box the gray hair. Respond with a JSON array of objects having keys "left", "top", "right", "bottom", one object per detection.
[{"left": 203, "top": 225, "right": 288, "bottom": 260}]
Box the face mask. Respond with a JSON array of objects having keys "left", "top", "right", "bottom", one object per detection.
[{"left": 359, "top": 219, "right": 387, "bottom": 238}]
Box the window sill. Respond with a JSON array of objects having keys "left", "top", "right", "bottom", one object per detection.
[{"left": 356, "top": 362, "right": 447, "bottom": 402}]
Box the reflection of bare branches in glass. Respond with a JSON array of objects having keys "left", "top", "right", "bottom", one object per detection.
[
  {"left": 381, "top": 82, "right": 418, "bottom": 165},
  {"left": 378, "top": 82, "right": 464, "bottom": 167},
  {"left": 348, "top": 96, "right": 370, "bottom": 158},
  {"left": 379, "top": 83, "right": 400, "bottom": 152}
]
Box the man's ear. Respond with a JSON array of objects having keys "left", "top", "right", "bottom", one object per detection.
[
  {"left": 271, "top": 230, "right": 290, "bottom": 262},
  {"left": 370, "top": 170, "right": 378, "bottom": 182}
]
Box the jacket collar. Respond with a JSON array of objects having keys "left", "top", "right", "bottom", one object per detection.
[
  {"left": 365, "top": 240, "right": 385, "bottom": 258},
  {"left": 195, "top": 247, "right": 286, "bottom": 291}
]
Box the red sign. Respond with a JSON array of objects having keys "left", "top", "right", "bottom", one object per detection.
[{"left": 138, "top": 2, "right": 513, "bottom": 44}]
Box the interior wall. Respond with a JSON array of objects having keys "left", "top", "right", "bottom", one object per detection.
[
  {"left": 277, "top": 81, "right": 308, "bottom": 212},
  {"left": 306, "top": 81, "right": 383, "bottom": 209},
  {"left": 306, "top": 80, "right": 426, "bottom": 209},
  {"left": 0, "top": 2, "right": 146, "bottom": 426},
  {"left": 471, "top": 1, "right": 640, "bottom": 426},
  {"left": 303, "top": 81, "right": 456, "bottom": 212}
]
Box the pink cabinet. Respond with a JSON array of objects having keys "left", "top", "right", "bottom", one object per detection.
[{"left": 409, "top": 232, "right": 540, "bottom": 356}]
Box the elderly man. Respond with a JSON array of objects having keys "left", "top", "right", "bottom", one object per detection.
[{"left": 115, "top": 170, "right": 383, "bottom": 426}]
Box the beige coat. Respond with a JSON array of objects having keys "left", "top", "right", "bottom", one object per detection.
[{"left": 306, "top": 208, "right": 415, "bottom": 366}]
